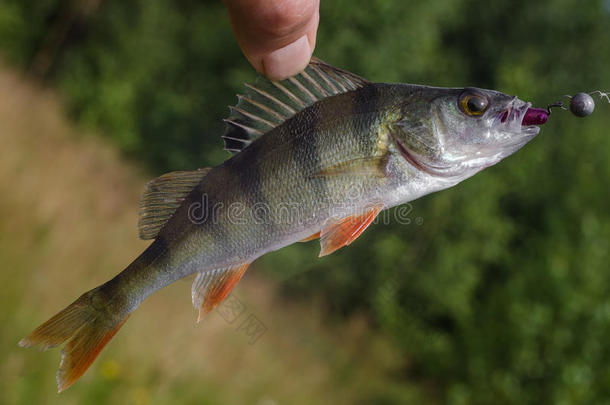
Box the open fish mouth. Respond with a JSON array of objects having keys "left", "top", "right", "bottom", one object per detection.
[{"left": 497, "top": 98, "right": 541, "bottom": 138}]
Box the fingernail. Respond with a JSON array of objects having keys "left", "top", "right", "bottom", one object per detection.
[{"left": 262, "top": 35, "right": 311, "bottom": 80}]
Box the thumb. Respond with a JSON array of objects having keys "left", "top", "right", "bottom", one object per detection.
[{"left": 223, "top": 0, "right": 319, "bottom": 80}]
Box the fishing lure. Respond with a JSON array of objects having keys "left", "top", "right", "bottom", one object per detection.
[{"left": 527, "top": 90, "right": 610, "bottom": 123}]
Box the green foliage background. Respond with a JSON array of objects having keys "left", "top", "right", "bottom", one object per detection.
[{"left": 2, "top": 0, "right": 610, "bottom": 403}]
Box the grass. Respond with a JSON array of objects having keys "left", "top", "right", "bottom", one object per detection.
[{"left": 0, "top": 63, "right": 407, "bottom": 405}]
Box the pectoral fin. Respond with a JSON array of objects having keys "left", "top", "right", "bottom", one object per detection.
[
  {"left": 191, "top": 263, "right": 250, "bottom": 322},
  {"left": 319, "top": 204, "right": 383, "bottom": 257},
  {"left": 312, "top": 156, "right": 389, "bottom": 178}
]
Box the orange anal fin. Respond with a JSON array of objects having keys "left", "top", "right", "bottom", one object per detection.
[
  {"left": 192, "top": 263, "right": 250, "bottom": 322},
  {"left": 299, "top": 232, "right": 320, "bottom": 242},
  {"left": 319, "top": 204, "right": 383, "bottom": 257}
]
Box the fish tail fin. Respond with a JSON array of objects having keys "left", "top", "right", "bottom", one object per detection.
[{"left": 19, "top": 286, "right": 130, "bottom": 392}]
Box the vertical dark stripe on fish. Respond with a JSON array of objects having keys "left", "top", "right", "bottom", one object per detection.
[
  {"left": 288, "top": 106, "right": 329, "bottom": 209},
  {"left": 107, "top": 234, "right": 169, "bottom": 293},
  {"left": 235, "top": 143, "right": 275, "bottom": 247},
  {"left": 135, "top": 235, "right": 168, "bottom": 271},
  {"left": 182, "top": 185, "right": 231, "bottom": 253},
  {"left": 351, "top": 84, "right": 379, "bottom": 157},
  {"left": 352, "top": 83, "right": 379, "bottom": 116}
]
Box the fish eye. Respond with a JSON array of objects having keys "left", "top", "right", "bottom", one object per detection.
[{"left": 458, "top": 90, "right": 489, "bottom": 116}]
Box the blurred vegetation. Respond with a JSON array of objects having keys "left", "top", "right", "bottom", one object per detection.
[{"left": 1, "top": 0, "right": 610, "bottom": 403}]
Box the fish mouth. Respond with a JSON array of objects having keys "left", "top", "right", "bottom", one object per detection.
[
  {"left": 497, "top": 98, "right": 541, "bottom": 139},
  {"left": 391, "top": 98, "right": 541, "bottom": 178}
]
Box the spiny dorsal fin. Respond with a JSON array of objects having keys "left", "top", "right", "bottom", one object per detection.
[
  {"left": 138, "top": 168, "right": 211, "bottom": 240},
  {"left": 222, "top": 58, "right": 370, "bottom": 153}
]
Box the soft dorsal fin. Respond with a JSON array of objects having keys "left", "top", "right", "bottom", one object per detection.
[
  {"left": 222, "top": 58, "right": 370, "bottom": 153},
  {"left": 138, "top": 168, "right": 211, "bottom": 240}
]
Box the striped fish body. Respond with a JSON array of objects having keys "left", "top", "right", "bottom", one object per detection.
[
  {"left": 121, "top": 81, "right": 457, "bottom": 314},
  {"left": 125, "top": 84, "right": 404, "bottom": 302},
  {"left": 166, "top": 85, "right": 400, "bottom": 267},
  {"left": 20, "top": 60, "right": 543, "bottom": 391}
]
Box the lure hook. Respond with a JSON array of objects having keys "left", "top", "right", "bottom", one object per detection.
[
  {"left": 546, "top": 101, "right": 566, "bottom": 115},
  {"left": 545, "top": 90, "right": 609, "bottom": 118}
]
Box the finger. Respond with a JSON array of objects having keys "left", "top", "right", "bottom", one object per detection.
[{"left": 223, "top": 0, "right": 319, "bottom": 80}]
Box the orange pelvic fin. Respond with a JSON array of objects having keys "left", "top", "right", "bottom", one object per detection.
[
  {"left": 18, "top": 288, "right": 130, "bottom": 392},
  {"left": 319, "top": 204, "right": 383, "bottom": 257},
  {"left": 299, "top": 232, "right": 320, "bottom": 242},
  {"left": 192, "top": 263, "right": 250, "bottom": 322}
]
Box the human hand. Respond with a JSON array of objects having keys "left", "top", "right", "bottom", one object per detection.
[{"left": 223, "top": 0, "right": 319, "bottom": 80}]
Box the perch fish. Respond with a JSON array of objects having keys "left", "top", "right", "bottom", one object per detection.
[{"left": 20, "top": 59, "right": 547, "bottom": 391}]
